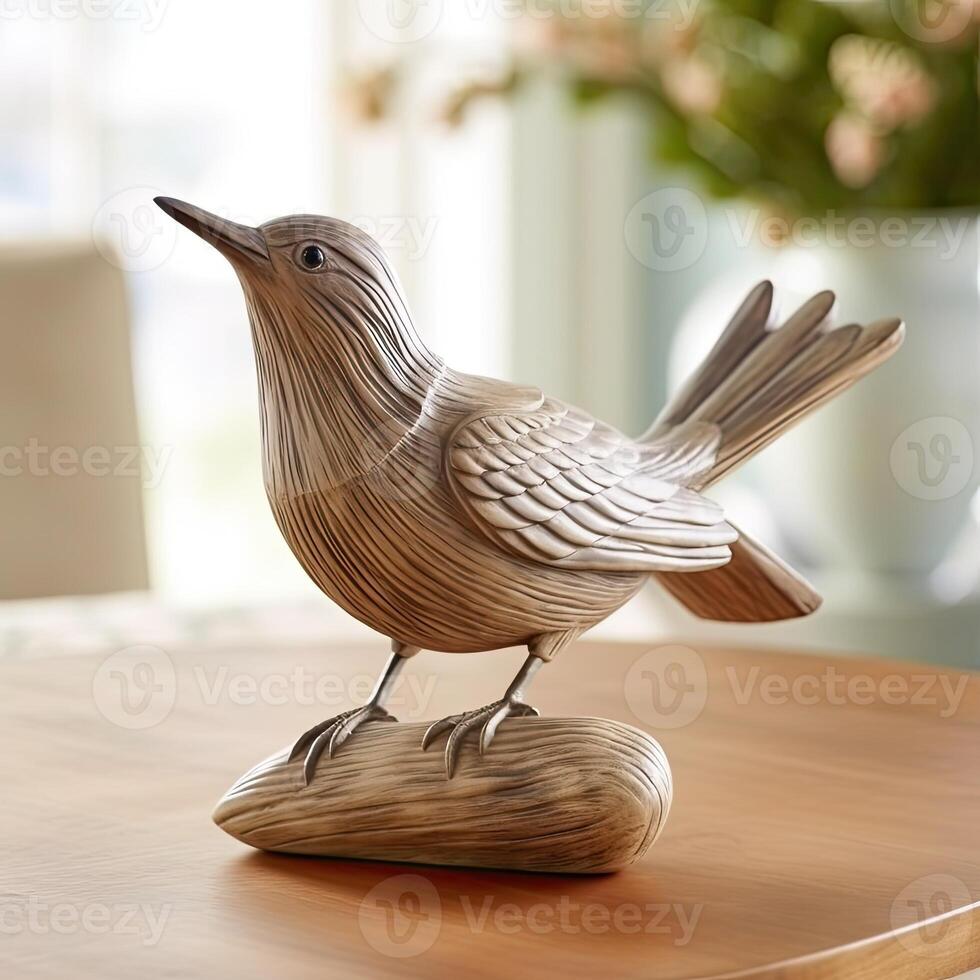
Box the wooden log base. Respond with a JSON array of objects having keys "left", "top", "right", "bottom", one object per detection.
[{"left": 213, "top": 716, "right": 672, "bottom": 874}]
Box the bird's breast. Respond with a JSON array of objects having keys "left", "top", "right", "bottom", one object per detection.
[{"left": 265, "top": 448, "right": 642, "bottom": 653}]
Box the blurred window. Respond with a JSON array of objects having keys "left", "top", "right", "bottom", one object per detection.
[{"left": 0, "top": 2, "right": 511, "bottom": 603}]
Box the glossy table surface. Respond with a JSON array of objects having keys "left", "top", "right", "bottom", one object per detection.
[{"left": 2, "top": 638, "right": 979, "bottom": 979}]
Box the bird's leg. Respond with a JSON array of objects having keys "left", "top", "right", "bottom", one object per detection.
[
  {"left": 422, "top": 654, "right": 544, "bottom": 779},
  {"left": 289, "top": 641, "right": 419, "bottom": 785}
]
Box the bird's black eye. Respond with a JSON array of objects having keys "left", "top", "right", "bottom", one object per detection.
[{"left": 299, "top": 244, "right": 326, "bottom": 271}]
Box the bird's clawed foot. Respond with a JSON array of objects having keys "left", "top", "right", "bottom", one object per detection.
[
  {"left": 289, "top": 704, "right": 397, "bottom": 785},
  {"left": 421, "top": 699, "right": 539, "bottom": 778}
]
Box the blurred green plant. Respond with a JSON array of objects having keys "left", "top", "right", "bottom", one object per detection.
[{"left": 350, "top": 0, "right": 980, "bottom": 217}]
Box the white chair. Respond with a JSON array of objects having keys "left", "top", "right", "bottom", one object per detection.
[{"left": 0, "top": 241, "right": 148, "bottom": 598}]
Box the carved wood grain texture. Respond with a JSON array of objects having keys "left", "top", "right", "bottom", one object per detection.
[
  {"left": 656, "top": 529, "right": 823, "bottom": 622},
  {"left": 213, "top": 717, "right": 672, "bottom": 873},
  {"left": 155, "top": 198, "right": 906, "bottom": 640},
  {"left": 5, "top": 640, "right": 980, "bottom": 978}
]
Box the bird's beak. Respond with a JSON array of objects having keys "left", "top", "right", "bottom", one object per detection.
[{"left": 154, "top": 197, "right": 270, "bottom": 267}]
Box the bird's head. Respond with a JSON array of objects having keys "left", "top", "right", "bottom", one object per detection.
[
  {"left": 154, "top": 198, "right": 443, "bottom": 488},
  {"left": 154, "top": 197, "right": 437, "bottom": 387}
]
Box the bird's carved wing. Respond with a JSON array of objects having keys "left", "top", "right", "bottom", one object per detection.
[{"left": 445, "top": 398, "right": 736, "bottom": 572}]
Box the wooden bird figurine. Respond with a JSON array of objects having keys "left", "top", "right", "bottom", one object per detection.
[{"left": 155, "top": 198, "right": 904, "bottom": 782}]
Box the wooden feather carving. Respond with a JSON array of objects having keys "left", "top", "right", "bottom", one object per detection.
[
  {"left": 154, "top": 197, "right": 905, "bottom": 795},
  {"left": 447, "top": 401, "right": 736, "bottom": 573},
  {"left": 155, "top": 198, "right": 904, "bottom": 645}
]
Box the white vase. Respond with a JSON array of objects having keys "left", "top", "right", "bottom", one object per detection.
[{"left": 671, "top": 210, "right": 980, "bottom": 596}]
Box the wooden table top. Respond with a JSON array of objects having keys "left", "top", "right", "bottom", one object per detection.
[{"left": 2, "top": 639, "right": 979, "bottom": 979}]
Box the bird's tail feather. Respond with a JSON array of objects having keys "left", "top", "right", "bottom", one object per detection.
[
  {"left": 647, "top": 281, "right": 903, "bottom": 622},
  {"left": 654, "top": 525, "right": 822, "bottom": 622},
  {"left": 647, "top": 282, "right": 905, "bottom": 489}
]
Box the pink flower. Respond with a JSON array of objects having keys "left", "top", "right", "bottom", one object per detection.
[
  {"left": 825, "top": 112, "right": 886, "bottom": 188},
  {"left": 829, "top": 36, "right": 936, "bottom": 131},
  {"left": 660, "top": 55, "right": 722, "bottom": 115}
]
